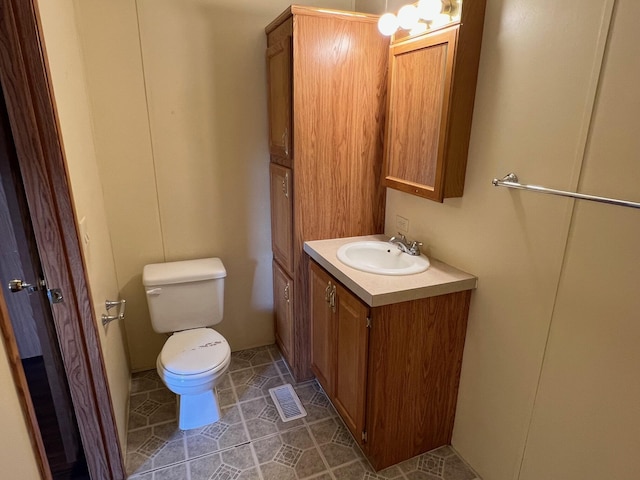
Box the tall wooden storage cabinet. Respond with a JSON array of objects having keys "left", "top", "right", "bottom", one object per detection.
[{"left": 265, "top": 6, "right": 388, "bottom": 381}]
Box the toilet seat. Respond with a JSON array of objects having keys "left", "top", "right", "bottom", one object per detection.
[{"left": 159, "top": 328, "right": 230, "bottom": 376}]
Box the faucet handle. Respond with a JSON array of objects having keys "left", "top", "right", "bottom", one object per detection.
[{"left": 409, "top": 240, "right": 423, "bottom": 255}]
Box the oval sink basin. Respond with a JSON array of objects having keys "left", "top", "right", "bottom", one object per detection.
[{"left": 336, "top": 241, "right": 430, "bottom": 276}]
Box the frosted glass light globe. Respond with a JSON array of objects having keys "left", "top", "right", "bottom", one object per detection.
[
  {"left": 377, "top": 13, "right": 399, "bottom": 36},
  {"left": 397, "top": 5, "right": 419, "bottom": 30},
  {"left": 417, "top": 0, "right": 443, "bottom": 21}
]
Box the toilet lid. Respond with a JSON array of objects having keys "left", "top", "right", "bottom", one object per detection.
[{"left": 160, "top": 328, "right": 230, "bottom": 375}]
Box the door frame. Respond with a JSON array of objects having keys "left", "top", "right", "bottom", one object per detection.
[{"left": 0, "top": 1, "right": 125, "bottom": 479}]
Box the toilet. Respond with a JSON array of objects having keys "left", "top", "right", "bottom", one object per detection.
[{"left": 142, "top": 257, "right": 231, "bottom": 430}]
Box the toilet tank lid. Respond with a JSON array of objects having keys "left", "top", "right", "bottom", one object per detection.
[{"left": 143, "top": 258, "right": 226, "bottom": 286}]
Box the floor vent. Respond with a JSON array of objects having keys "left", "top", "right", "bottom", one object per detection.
[{"left": 269, "top": 384, "right": 307, "bottom": 422}]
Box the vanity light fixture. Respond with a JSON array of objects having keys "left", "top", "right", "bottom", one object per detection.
[{"left": 377, "top": 0, "right": 462, "bottom": 37}]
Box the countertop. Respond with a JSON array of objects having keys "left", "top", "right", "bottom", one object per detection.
[{"left": 303, "top": 235, "right": 477, "bottom": 307}]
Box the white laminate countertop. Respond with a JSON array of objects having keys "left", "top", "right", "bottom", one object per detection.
[{"left": 303, "top": 235, "right": 477, "bottom": 307}]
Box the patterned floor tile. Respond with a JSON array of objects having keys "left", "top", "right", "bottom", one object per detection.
[{"left": 125, "top": 344, "right": 480, "bottom": 480}]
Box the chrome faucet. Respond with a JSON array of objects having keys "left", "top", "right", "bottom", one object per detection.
[{"left": 388, "top": 233, "right": 423, "bottom": 256}]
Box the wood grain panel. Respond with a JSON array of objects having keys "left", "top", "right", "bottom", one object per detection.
[
  {"left": 273, "top": 261, "right": 294, "bottom": 364},
  {"left": 384, "top": 27, "right": 458, "bottom": 201},
  {"left": 289, "top": 11, "right": 388, "bottom": 380},
  {"left": 266, "top": 21, "right": 292, "bottom": 166},
  {"left": 333, "top": 281, "right": 369, "bottom": 446},
  {"left": 0, "top": 98, "right": 80, "bottom": 465},
  {"left": 309, "top": 261, "right": 334, "bottom": 396},
  {"left": 387, "top": 40, "right": 448, "bottom": 189},
  {"left": 443, "top": 0, "right": 487, "bottom": 198},
  {"left": 366, "top": 290, "right": 472, "bottom": 470},
  {"left": 269, "top": 163, "right": 293, "bottom": 274},
  {"left": 0, "top": 1, "right": 124, "bottom": 478}
]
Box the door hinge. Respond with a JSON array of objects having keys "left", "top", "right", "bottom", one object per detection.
[
  {"left": 361, "top": 430, "right": 368, "bottom": 443},
  {"left": 366, "top": 316, "right": 372, "bottom": 328}
]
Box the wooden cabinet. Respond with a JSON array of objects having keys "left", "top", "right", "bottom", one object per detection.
[
  {"left": 309, "top": 262, "right": 334, "bottom": 396},
  {"left": 383, "top": 1, "right": 486, "bottom": 202},
  {"left": 266, "top": 6, "right": 388, "bottom": 380},
  {"left": 266, "top": 19, "right": 292, "bottom": 166},
  {"left": 332, "top": 279, "right": 369, "bottom": 444},
  {"left": 269, "top": 163, "right": 293, "bottom": 274},
  {"left": 309, "top": 259, "right": 472, "bottom": 470},
  {"left": 273, "top": 261, "right": 293, "bottom": 362},
  {"left": 310, "top": 261, "right": 369, "bottom": 442}
]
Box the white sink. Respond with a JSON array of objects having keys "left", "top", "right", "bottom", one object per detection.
[{"left": 336, "top": 241, "right": 430, "bottom": 276}]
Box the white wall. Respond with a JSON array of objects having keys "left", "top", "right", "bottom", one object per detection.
[
  {"left": 518, "top": 1, "right": 640, "bottom": 477},
  {"left": 74, "top": 0, "right": 356, "bottom": 371},
  {"left": 358, "top": 0, "right": 639, "bottom": 479}
]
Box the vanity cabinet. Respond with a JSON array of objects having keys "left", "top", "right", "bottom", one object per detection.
[
  {"left": 310, "top": 262, "right": 369, "bottom": 442},
  {"left": 309, "top": 259, "right": 472, "bottom": 470},
  {"left": 384, "top": 1, "right": 486, "bottom": 202},
  {"left": 265, "top": 6, "right": 388, "bottom": 380}
]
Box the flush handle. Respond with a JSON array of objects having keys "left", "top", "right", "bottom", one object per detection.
[{"left": 146, "top": 288, "right": 162, "bottom": 296}]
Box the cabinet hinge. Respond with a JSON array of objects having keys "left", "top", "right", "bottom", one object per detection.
[
  {"left": 361, "top": 430, "right": 368, "bottom": 443},
  {"left": 366, "top": 316, "right": 372, "bottom": 328}
]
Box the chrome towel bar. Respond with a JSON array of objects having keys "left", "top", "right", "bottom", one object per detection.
[{"left": 492, "top": 173, "right": 640, "bottom": 210}]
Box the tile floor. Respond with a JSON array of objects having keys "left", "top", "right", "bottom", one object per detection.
[{"left": 126, "top": 345, "right": 480, "bottom": 480}]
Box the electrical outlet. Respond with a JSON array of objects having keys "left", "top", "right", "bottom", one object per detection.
[{"left": 396, "top": 215, "right": 409, "bottom": 233}]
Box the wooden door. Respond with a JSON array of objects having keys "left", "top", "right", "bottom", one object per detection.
[
  {"left": 273, "top": 261, "right": 294, "bottom": 364},
  {"left": 0, "top": 0, "right": 124, "bottom": 477},
  {"left": 384, "top": 27, "right": 457, "bottom": 201},
  {"left": 333, "top": 281, "right": 369, "bottom": 445},
  {"left": 0, "top": 101, "right": 82, "bottom": 475},
  {"left": 269, "top": 163, "right": 293, "bottom": 274},
  {"left": 309, "top": 261, "right": 334, "bottom": 396},
  {"left": 266, "top": 30, "right": 292, "bottom": 166}
]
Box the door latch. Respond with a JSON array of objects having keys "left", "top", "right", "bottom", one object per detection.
[
  {"left": 8, "top": 278, "right": 44, "bottom": 293},
  {"left": 8, "top": 278, "right": 63, "bottom": 304}
]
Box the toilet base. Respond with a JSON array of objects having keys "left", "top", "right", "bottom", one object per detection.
[{"left": 177, "top": 389, "right": 221, "bottom": 430}]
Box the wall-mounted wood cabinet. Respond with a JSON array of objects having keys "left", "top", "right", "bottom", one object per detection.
[
  {"left": 309, "top": 259, "right": 472, "bottom": 470},
  {"left": 265, "top": 6, "right": 388, "bottom": 380},
  {"left": 384, "top": 1, "right": 486, "bottom": 202}
]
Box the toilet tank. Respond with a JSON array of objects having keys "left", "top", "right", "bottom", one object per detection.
[{"left": 143, "top": 258, "right": 226, "bottom": 333}]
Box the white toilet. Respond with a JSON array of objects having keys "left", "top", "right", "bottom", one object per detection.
[{"left": 142, "top": 257, "right": 231, "bottom": 430}]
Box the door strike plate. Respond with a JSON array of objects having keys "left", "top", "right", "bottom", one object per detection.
[{"left": 48, "top": 288, "right": 64, "bottom": 304}]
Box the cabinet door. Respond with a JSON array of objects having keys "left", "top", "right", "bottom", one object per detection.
[
  {"left": 384, "top": 27, "right": 457, "bottom": 201},
  {"left": 333, "top": 281, "right": 370, "bottom": 445},
  {"left": 269, "top": 163, "right": 293, "bottom": 274},
  {"left": 309, "top": 261, "right": 334, "bottom": 396},
  {"left": 266, "top": 34, "right": 292, "bottom": 166},
  {"left": 273, "top": 261, "right": 294, "bottom": 363}
]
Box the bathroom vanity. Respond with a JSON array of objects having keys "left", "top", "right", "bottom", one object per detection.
[{"left": 304, "top": 235, "right": 477, "bottom": 470}]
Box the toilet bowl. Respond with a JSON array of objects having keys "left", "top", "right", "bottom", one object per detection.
[
  {"left": 143, "top": 258, "right": 230, "bottom": 430},
  {"left": 156, "top": 328, "right": 231, "bottom": 429}
]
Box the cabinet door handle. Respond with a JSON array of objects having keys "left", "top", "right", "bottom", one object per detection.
[
  {"left": 283, "top": 128, "right": 289, "bottom": 157},
  {"left": 329, "top": 285, "right": 336, "bottom": 313},
  {"left": 284, "top": 283, "right": 290, "bottom": 303},
  {"left": 325, "top": 282, "right": 332, "bottom": 303},
  {"left": 282, "top": 172, "right": 289, "bottom": 198}
]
